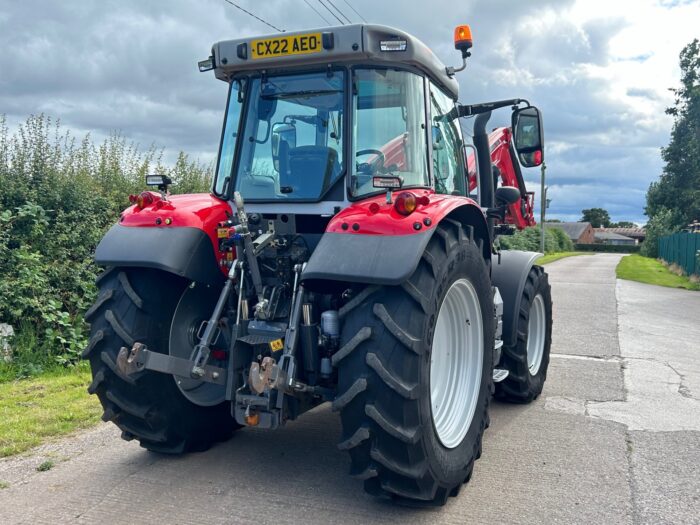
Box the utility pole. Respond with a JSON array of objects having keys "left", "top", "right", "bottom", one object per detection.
[{"left": 540, "top": 161, "right": 547, "bottom": 253}]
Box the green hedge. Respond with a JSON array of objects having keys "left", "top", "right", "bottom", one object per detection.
[
  {"left": 499, "top": 226, "right": 574, "bottom": 253},
  {"left": 0, "top": 114, "right": 212, "bottom": 376},
  {"left": 573, "top": 243, "right": 641, "bottom": 253}
]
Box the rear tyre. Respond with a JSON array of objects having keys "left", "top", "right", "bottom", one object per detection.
[
  {"left": 334, "top": 222, "right": 494, "bottom": 505},
  {"left": 83, "top": 268, "right": 238, "bottom": 453},
  {"left": 495, "top": 266, "right": 552, "bottom": 403}
]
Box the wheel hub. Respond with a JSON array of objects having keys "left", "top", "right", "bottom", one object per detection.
[
  {"left": 170, "top": 283, "right": 227, "bottom": 406},
  {"left": 527, "top": 294, "right": 546, "bottom": 375}
]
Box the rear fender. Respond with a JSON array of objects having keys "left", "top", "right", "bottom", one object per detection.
[
  {"left": 491, "top": 250, "right": 542, "bottom": 346},
  {"left": 94, "top": 193, "right": 231, "bottom": 285},
  {"left": 302, "top": 192, "right": 490, "bottom": 286}
]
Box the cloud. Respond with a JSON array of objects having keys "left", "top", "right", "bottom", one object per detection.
[{"left": 1, "top": 0, "right": 697, "bottom": 224}]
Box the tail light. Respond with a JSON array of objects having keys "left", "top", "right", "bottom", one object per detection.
[
  {"left": 394, "top": 192, "right": 418, "bottom": 216},
  {"left": 136, "top": 191, "right": 154, "bottom": 209}
]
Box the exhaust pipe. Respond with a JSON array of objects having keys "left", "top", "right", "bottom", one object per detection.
[{"left": 473, "top": 111, "right": 494, "bottom": 241}]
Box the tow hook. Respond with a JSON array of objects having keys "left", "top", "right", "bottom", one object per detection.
[
  {"left": 248, "top": 356, "right": 284, "bottom": 394},
  {"left": 116, "top": 342, "right": 148, "bottom": 377}
]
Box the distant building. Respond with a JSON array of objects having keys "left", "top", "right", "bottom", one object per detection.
[
  {"left": 545, "top": 222, "right": 595, "bottom": 244},
  {"left": 594, "top": 230, "right": 637, "bottom": 245},
  {"left": 603, "top": 227, "right": 646, "bottom": 243}
]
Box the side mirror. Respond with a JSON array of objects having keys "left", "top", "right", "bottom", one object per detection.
[
  {"left": 495, "top": 185, "right": 521, "bottom": 206},
  {"left": 512, "top": 106, "right": 544, "bottom": 168},
  {"left": 432, "top": 125, "right": 445, "bottom": 150},
  {"left": 258, "top": 89, "right": 277, "bottom": 121},
  {"left": 271, "top": 123, "right": 297, "bottom": 172}
]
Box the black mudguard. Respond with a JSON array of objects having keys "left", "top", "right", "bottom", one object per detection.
[
  {"left": 94, "top": 224, "right": 223, "bottom": 286},
  {"left": 491, "top": 250, "right": 542, "bottom": 347},
  {"left": 302, "top": 230, "right": 433, "bottom": 286}
]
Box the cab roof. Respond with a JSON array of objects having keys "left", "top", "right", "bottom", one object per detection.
[{"left": 209, "top": 24, "right": 459, "bottom": 99}]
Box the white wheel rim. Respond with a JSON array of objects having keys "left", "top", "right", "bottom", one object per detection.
[
  {"left": 527, "top": 294, "right": 546, "bottom": 375},
  {"left": 430, "top": 278, "right": 483, "bottom": 449}
]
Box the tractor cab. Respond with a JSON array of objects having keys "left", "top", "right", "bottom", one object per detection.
[{"left": 205, "top": 24, "right": 471, "bottom": 214}]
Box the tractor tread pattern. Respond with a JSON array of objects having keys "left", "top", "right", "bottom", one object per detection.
[
  {"left": 365, "top": 404, "right": 419, "bottom": 444},
  {"left": 104, "top": 309, "right": 135, "bottom": 347},
  {"left": 332, "top": 378, "right": 367, "bottom": 412},
  {"left": 335, "top": 221, "right": 492, "bottom": 505},
  {"left": 337, "top": 425, "right": 370, "bottom": 451},
  {"left": 331, "top": 327, "right": 371, "bottom": 366},
  {"left": 117, "top": 271, "right": 144, "bottom": 309},
  {"left": 339, "top": 286, "right": 380, "bottom": 319},
  {"left": 82, "top": 328, "right": 108, "bottom": 359},
  {"left": 84, "top": 290, "right": 114, "bottom": 322},
  {"left": 84, "top": 268, "right": 237, "bottom": 454},
  {"left": 372, "top": 303, "right": 422, "bottom": 354},
  {"left": 495, "top": 265, "right": 552, "bottom": 403},
  {"left": 365, "top": 352, "right": 418, "bottom": 399}
]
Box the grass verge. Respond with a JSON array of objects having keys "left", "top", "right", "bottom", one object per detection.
[
  {"left": 536, "top": 252, "right": 588, "bottom": 265},
  {"left": 0, "top": 365, "right": 101, "bottom": 457},
  {"left": 616, "top": 254, "right": 700, "bottom": 291}
]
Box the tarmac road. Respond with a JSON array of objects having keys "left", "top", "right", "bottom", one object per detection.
[{"left": 1, "top": 253, "right": 699, "bottom": 524}]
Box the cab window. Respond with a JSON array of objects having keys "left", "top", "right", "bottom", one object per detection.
[
  {"left": 429, "top": 83, "right": 466, "bottom": 196},
  {"left": 350, "top": 68, "right": 429, "bottom": 197}
]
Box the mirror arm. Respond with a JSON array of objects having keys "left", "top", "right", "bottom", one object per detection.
[{"left": 457, "top": 98, "right": 530, "bottom": 117}]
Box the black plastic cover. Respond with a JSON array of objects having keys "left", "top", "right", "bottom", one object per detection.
[
  {"left": 301, "top": 231, "right": 432, "bottom": 285},
  {"left": 95, "top": 224, "right": 223, "bottom": 285},
  {"left": 491, "top": 250, "right": 542, "bottom": 346}
]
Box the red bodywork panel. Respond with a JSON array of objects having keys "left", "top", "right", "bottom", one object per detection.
[
  {"left": 326, "top": 190, "right": 480, "bottom": 236},
  {"left": 120, "top": 192, "right": 231, "bottom": 271}
]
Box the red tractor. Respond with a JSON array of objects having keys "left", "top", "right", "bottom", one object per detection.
[{"left": 85, "top": 23, "right": 552, "bottom": 506}]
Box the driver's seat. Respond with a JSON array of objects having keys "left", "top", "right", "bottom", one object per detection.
[{"left": 283, "top": 146, "right": 339, "bottom": 198}]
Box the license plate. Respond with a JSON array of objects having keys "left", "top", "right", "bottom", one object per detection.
[{"left": 251, "top": 33, "right": 323, "bottom": 60}]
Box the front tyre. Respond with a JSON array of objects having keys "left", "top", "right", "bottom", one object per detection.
[
  {"left": 495, "top": 266, "right": 552, "bottom": 403},
  {"left": 334, "top": 222, "right": 494, "bottom": 505}
]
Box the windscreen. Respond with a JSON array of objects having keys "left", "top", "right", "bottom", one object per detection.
[{"left": 233, "top": 70, "right": 345, "bottom": 201}]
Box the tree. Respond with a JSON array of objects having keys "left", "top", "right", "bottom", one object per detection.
[
  {"left": 645, "top": 39, "right": 700, "bottom": 232},
  {"left": 580, "top": 208, "right": 611, "bottom": 228},
  {"left": 611, "top": 221, "right": 636, "bottom": 228}
]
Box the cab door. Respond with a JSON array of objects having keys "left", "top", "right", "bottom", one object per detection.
[{"left": 428, "top": 83, "right": 467, "bottom": 197}]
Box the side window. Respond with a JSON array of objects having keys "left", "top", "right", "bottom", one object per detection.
[
  {"left": 351, "top": 68, "right": 429, "bottom": 197},
  {"left": 214, "top": 79, "right": 246, "bottom": 195},
  {"left": 429, "top": 84, "right": 466, "bottom": 196}
]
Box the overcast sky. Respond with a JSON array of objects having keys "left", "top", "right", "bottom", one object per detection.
[{"left": 1, "top": 0, "right": 699, "bottom": 224}]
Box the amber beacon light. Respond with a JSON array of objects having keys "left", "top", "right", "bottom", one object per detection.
[{"left": 454, "top": 25, "right": 473, "bottom": 51}]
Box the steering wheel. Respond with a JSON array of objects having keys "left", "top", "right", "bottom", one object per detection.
[{"left": 355, "top": 149, "right": 386, "bottom": 175}]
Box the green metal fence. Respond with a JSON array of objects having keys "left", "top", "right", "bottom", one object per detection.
[{"left": 658, "top": 233, "right": 700, "bottom": 276}]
